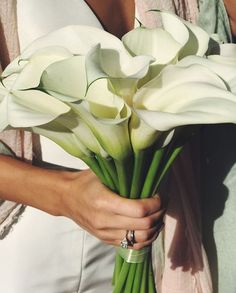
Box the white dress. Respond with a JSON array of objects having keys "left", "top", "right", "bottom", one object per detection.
[{"left": 0, "top": 1, "right": 115, "bottom": 292}]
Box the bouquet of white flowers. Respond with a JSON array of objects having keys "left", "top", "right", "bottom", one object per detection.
[{"left": 1, "top": 11, "right": 236, "bottom": 292}]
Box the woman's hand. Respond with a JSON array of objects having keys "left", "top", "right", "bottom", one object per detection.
[
  {"left": 62, "top": 169, "right": 164, "bottom": 249},
  {"left": 0, "top": 156, "right": 164, "bottom": 249}
]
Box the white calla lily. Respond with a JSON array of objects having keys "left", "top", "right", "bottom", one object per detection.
[
  {"left": 178, "top": 54, "right": 236, "bottom": 93},
  {"left": 3, "top": 47, "right": 73, "bottom": 90},
  {"left": 129, "top": 112, "right": 169, "bottom": 152},
  {"left": 134, "top": 64, "right": 236, "bottom": 131},
  {"left": 41, "top": 55, "right": 87, "bottom": 102},
  {"left": 123, "top": 27, "right": 182, "bottom": 64},
  {"left": 18, "top": 25, "right": 125, "bottom": 59},
  {"left": 2, "top": 57, "right": 28, "bottom": 78},
  {"left": 86, "top": 44, "right": 154, "bottom": 103},
  {"left": 159, "top": 11, "right": 209, "bottom": 58},
  {"left": 0, "top": 76, "right": 70, "bottom": 132},
  {"left": 56, "top": 112, "right": 108, "bottom": 158},
  {"left": 122, "top": 11, "right": 209, "bottom": 82},
  {"left": 122, "top": 26, "right": 181, "bottom": 79},
  {"left": 69, "top": 79, "right": 132, "bottom": 160},
  {"left": 32, "top": 121, "right": 92, "bottom": 159},
  {"left": 2, "top": 25, "right": 126, "bottom": 85}
]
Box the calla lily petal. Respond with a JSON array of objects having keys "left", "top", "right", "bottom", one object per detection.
[
  {"left": 178, "top": 55, "right": 236, "bottom": 93},
  {"left": 134, "top": 64, "right": 236, "bottom": 131},
  {"left": 2, "top": 57, "right": 28, "bottom": 78},
  {"left": 70, "top": 101, "right": 132, "bottom": 161},
  {"left": 129, "top": 112, "right": 162, "bottom": 152},
  {"left": 12, "top": 46, "right": 73, "bottom": 90},
  {"left": 20, "top": 26, "right": 125, "bottom": 59},
  {"left": 86, "top": 44, "right": 153, "bottom": 101},
  {"left": 86, "top": 79, "right": 125, "bottom": 119},
  {"left": 159, "top": 11, "right": 209, "bottom": 58},
  {"left": 56, "top": 113, "right": 108, "bottom": 158},
  {"left": 0, "top": 80, "right": 70, "bottom": 131},
  {"left": 180, "top": 20, "right": 209, "bottom": 58},
  {"left": 32, "top": 121, "right": 92, "bottom": 158},
  {"left": 122, "top": 26, "right": 182, "bottom": 65},
  {"left": 41, "top": 55, "right": 87, "bottom": 101},
  {"left": 208, "top": 44, "right": 236, "bottom": 65}
]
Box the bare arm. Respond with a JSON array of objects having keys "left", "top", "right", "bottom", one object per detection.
[
  {"left": 0, "top": 155, "right": 163, "bottom": 249},
  {"left": 224, "top": 0, "right": 236, "bottom": 37}
]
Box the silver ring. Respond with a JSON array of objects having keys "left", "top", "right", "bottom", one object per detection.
[
  {"left": 127, "top": 230, "right": 135, "bottom": 246},
  {"left": 120, "top": 232, "right": 129, "bottom": 249}
]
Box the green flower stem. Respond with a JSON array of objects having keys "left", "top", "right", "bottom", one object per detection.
[
  {"left": 96, "top": 156, "right": 116, "bottom": 191},
  {"left": 140, "top": 148, "right": 165, "bottom": 198},
  {"left": 100, "top": 156, "right": 119, "bottom": 191},
  {"left": 132, "top": 262, "right": 144, "bottom": 293},
  {"left": 140, "top": 257, "right": 149, "bottom": 293},
  {"left": 113, "top": 262, "right": 130, "bottom": 293},
  {"left": 123, "top": 263, "right": 137, "bottom": 292},
  {"left": 83, "top": 156, "right": 107, "bottom": 185},
  {"left": 148, "top": 258, "right": 156, "bottom": 293},
  {"left": 113, "top": 254, "right": 124, "bottom": 286},
  {"left": 129, "top": 150, "right": 147, "bottom": 199},
  {"left": 114, "top": 158, "right": 133, "bottom": 197},
  {"left": 153, "top": 145, "right": 183, "bottom": 193}
]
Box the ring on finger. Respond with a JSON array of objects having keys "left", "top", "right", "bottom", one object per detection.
[
  {"left": 127, "top": 230, "right": 136, "bottom": 246},
  {"left": 120, "top": 231, "right": 129, "bottom": 249}
]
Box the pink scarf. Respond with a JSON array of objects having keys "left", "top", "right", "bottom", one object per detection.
[
  {"left": 0, "top": 0, "right": 33, "bottom": 238},
  {"left": 135, "top": 1, "right": 213, "bottom": 292}
]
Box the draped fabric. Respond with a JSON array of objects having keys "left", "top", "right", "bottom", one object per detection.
[
  {"left": 197, "top": 1, "right": 236, "bottom": 293},
  {"left": 198, "top": 0, "right": 232, "bottom": 43},
  {"left": 135, "top": 0, "right": 198, "bottom": 28},
  {"left": 0, "top": 0, "right": 33, "bottom": 239}
]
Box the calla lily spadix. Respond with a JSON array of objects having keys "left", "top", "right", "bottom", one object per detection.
[{"left": 134, "top": 63, "right": 236, "bottom": 131}]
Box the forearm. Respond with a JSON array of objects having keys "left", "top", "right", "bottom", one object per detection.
[
  {"left": 0, "top": 155, "right": 74, "bottom": 216},
  {"left": 224, "top": 0, "right": 236, "bottom": 37}
]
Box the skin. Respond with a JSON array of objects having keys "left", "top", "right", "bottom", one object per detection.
[
  {"left": 0, "top": 155, "right": 162, "bottom": 249},
  {"left": 85, "top": 0, "right": 135, "bottom": 38},
  {"left": 0, "top": 0, "right": 162, "bottom": 249},
  {"left": 224, "top": 0, "right": 236, "bottom": 37}
]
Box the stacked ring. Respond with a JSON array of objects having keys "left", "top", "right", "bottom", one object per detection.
[{"left": 120, "top": 230, "right": 136, "bottom": 249}]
